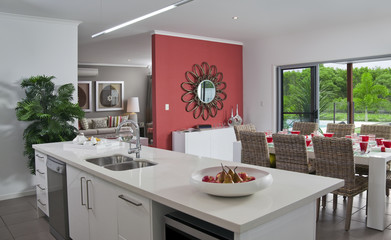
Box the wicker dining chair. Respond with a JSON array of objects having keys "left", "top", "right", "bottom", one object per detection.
[
  {"left": 240, "top": 131, "right": 270, "bottom": 167},
  {"left": 360, "top": 124, "right": 391, "bottom": 139},
  {"left": 234, "top": 124, "right": 256, "bottom": 141},
  {"left": 272, "top": 133, "right": 314, "bottom": 174},
  {"left": 325, "top": 123, "right": 355, "bottom": 138},
  {"left": 356, "top": 124, "right": 391, "bottom": 176},
  {"left": 292, "top": 122, "right": 319, "bottom": 136},
  {"left": 312, "top": 136, "right": 368, "bottom": 231}
]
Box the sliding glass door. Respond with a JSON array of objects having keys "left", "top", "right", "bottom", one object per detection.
[{"left": 277, "top": 65, "right": 319, "bottom": 131}]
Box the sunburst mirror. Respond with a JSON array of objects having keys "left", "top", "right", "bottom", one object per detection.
[{"left": 181, "top": 62, "right": 227, "bottom": 120}]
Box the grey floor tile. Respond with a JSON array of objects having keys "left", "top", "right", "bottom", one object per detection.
[
  {"left": 320, "top": 203, "right": 361, "bottom": 219},
  {"left": 317, "top": 210, "right": 345, "bottom": 224},
  {"left": 0, "top": 203, "right": 34, "bottom": 217},
  {"left": 15, "top": 231, "right": 55, "bottom": 240},
  {"left": 24, "top": 196, "right": 37, "bottom": 211},
  {"left": 0, "top": 226, "right": 13, "bottom": 240},
  {"left": 8, "top": 218, "right": 49, "bottom": 238},
  {"left": 351, "top": 209, "right": 367, "bottom": 223},
  {"left": 2, "top": 210, "right": 39, "bottom": 226},
  {"left": 0, "top": 218, "right": 4, "bottom": 228},
  {"left": 384, "top": 214, "right": 391, "bottom": 229},
  {"left": 317, "top": 219, "right": 386, "bottom": 240},
  {"left": 0, "top": 196, "right": 34, "bottom": 208}
]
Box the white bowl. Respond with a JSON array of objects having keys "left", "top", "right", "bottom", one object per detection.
[{"left": 190, "top": 166, "right": 273, "bottom": 197}]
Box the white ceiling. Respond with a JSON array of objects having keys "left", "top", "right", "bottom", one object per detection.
[{"left": 1, "top": 0, "right": 391, "bottom": 66}]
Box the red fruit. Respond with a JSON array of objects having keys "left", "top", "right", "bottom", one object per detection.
[
  {"left": 202, "top": 175, "right": 215, "bottom": 182},
  {"left": 238, "top": 172, "right": 248, "bottom": 180},
  {"left": 247, "top": 176, "right": 256, "bottom": 182},
  {"left": 202, "top": 176, "right": 210, "bottom": 182}
]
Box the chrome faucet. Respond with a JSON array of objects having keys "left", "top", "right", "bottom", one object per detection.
[{"left": 116, "top": 120, "right": 141, "bottom": 158}]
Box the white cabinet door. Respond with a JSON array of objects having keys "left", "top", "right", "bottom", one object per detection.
[
  {"left": 67, "top": 165, "right": 89, "bottom": 240},
  {"left": 210, "top": 127, "right": 236, "bottom": 161},
  {"left": 88, "top": 176, "right": 118, "bottom": 240},
  {"left": 67, "top": 165, "right": 118, "bottom": 240},
  {"left": 117, "top": 188, "right": 152, "bottom": 240},
  {"left": 172, "top": 127, "right": 236, "bottom": 161},
  {"left": 185, "top": 131, "right": 211, "bottom": 158}
]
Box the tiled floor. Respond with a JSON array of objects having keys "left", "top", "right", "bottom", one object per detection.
[
  {"left": 316, "top": 192, "right": 391, "bottom": 240},
  {"left": 0, "top": 193, "right": 391, "bottom": 239},
  {"left": 0, "top": 195, "right": 54, "bottom": 240}
]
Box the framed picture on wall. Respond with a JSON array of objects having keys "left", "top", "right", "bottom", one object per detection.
[
  {"left": 96, "top": 81, "right": 124, "bottom": 111},
  {"left": 78, "top": 81, "right": 92, "bottom": 112}
]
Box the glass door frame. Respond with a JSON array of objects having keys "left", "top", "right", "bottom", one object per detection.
[{"left": 277, "top": 64, "right": 320, "bottom": 131}]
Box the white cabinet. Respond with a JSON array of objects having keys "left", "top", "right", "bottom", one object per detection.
[
  {"left": 67, "top": 165, "right": 118, "bottom": 240},
  {"left": 117, "top": 188, "right": 152, "bottom": 240},
  {"left": 172, "top": 127, "right": 236, "bottom": 161},
  {"left": 35, "top": 151, "right": 49, "bottom": 216}
]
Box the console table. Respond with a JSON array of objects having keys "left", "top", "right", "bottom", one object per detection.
[{"left": 172, "top": 127, "right": 236, "bottom": 161}]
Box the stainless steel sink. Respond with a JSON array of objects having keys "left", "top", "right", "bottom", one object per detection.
[
  {"left": 86, "top": 155, "right": 133, "bottom": 166},
  {"left": 104, "top": 160, "right": 157, "bottom": 171},
  {"left": 85, "top": 155, "right": 156, "bottom": 171}
]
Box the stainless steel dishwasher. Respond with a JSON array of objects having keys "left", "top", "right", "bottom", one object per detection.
[{"left": 46, "top": 156, "right": 70, "bottom": 240}]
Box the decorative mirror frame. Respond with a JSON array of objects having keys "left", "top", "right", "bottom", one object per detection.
[{"left": 181, "top": 62, "right": 227, "bottom": 120}]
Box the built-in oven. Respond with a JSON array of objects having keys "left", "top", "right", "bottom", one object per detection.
[{"left": 164, "top": 211, "right": 234, "bottom": 240}]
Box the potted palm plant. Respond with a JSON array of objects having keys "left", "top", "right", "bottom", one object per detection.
[{"left": 15, "top": 75, "right": 84, "bottom": 173}]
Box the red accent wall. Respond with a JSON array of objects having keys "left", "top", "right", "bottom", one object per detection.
[{"left": 152, "top": 34, "right": 243, "bottom": 150}]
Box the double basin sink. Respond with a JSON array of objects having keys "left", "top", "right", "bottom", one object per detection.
[{"left": 86, "top": 154, "right": 156, "bottom": 171}]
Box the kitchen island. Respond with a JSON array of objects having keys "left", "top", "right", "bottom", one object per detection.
[{"left": 33, "top": 141, "right": 343, "bottom": 240}]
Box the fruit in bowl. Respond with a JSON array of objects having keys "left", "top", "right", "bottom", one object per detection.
[
  {"left": 191, "top": 165, "right": 273, "bottom": 197},
  {"left": 202, "top": 164, "right": 256, "bottom": 184}
]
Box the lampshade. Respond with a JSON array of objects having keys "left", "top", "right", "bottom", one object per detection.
[{"left": 127, "top": 97, "right": 140, "bottom": 113}]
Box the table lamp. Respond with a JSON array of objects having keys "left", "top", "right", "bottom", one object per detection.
[{"left": 127, "top": 97, "right": 140, "bottom": 123}]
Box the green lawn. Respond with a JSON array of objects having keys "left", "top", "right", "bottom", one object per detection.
[{"left": 320, "top": 112, "right": 391, "bottom": 122}]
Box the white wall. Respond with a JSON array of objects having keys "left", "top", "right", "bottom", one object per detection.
[
  {"left": 243, "top": 17, "right": 391, "bottom": 132},
  {"left": 0, "top": 12, "right": 79, "bottom": 200}
]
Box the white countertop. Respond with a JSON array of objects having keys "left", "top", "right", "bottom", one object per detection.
[{"left": 33, "top": 141, "right": 343, "bottom": 233}]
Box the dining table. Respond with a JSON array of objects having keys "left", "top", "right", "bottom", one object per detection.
[{"left": 233, "top": 139, "right": 391, "bottom": 231}]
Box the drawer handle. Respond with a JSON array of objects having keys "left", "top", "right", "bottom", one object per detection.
[
  {"left": 86, "top": 180, "right": 92, "bottom": 210},
  {"left": 36, "top": 169, "right": 45, "bottom": 175},
  {"left": 80, "top": 177, "right": 86, "bottom": 206},
  {"left": 37, "top": 199, "right": 46, "bottom": 206},
  {"left": 118, "top": 194, "right": 142, "bottom": 206},
  {"left": 36, "top": 154, "right": 44, "bottom": 159},
  {"left": 37, "top": 184, "right": 46, "bottom": 190}
]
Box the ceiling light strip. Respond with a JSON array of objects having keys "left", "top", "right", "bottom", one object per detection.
[{"left": 92, "top": 0, "right": 193, "bottom": 38}]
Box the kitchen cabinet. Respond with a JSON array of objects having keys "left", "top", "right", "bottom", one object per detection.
[
  {"left": 35, "top": 151, "right": 49, "bottom": 216},
  {"left": 117, "top": 188, "right": 152, "bottom": 240},
  {"left": 67, "top": 165, "right": 118, "bottom": 240},
  {"left": 172, "top": 127, "right": 236, "bottom": 161}
]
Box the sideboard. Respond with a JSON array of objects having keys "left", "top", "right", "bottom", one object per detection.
[{"left": 172, "top": 127, "right": 236, "bottom": 161}]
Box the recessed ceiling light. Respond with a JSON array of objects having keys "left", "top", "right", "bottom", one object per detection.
[
  {"left": 92, "top": 0, "right": 193, "bottom": 38},
  {"left": 232, "top": 16, "right": 239, "bottom": 20}
]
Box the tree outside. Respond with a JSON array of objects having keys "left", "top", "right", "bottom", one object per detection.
[
  {"left": 353, "top": 72, "right": 389, "bottom": 121},
  {"left": 282, "top": 63, "right": 391, "bottom": 130}
]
